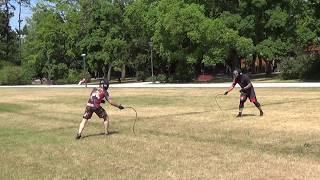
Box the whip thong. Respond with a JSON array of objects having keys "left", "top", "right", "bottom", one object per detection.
[{"left": 125, "top": 107, "right": 138, "bottom": 135}]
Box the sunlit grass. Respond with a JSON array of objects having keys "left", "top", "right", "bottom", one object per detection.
[{"left": 0, "top": 87, "right": 319, "bottom": 179}]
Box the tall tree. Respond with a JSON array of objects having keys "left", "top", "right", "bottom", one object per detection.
[
  {"left": 23, "top": 3, "right": 69, "bottom": 80},
  {"left": 0, "top": 0, "right": 19, "bottom": 64},
  {"left": 79, "top": 0, "right": 127, "bottom": 80},
  {"left": 124, "top": 0, "right": 157, "bottom": 79}
]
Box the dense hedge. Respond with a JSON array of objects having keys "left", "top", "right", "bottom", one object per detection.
[
  {"left": 280, "top": 54, "right": 320, "bottom": 80},
  {"left": 0, "top": 66, "right": 32, "bottom": 85}
]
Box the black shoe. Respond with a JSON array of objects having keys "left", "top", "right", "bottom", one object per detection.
[
  {"left": 236, "top": 113, "right": 242, "bottom": 118},
  {"left": 75, "top": 133, "right": 81, "bottom": 140},
  {"left": 260, "top": 111, "right": 264, "bottom": 116}
]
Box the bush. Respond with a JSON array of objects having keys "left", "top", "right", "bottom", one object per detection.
[
  {"left": 173, "top": 62, "right": 194, "bottom": 82},
  {"left": 67, "top": 69, "right": 83, "bottom": 83},
  {"left": 279, "top": 57, "right": 303, "bottom": 79},
  {"left": 136, "top": 71, "right": 147, "bottom": 82},
  {"left": 56, "top": 69, "right": 84, "bottom": 84},
  {"left": 155, "top": 74, "right": 167, "bottom": 82},
  {"left": 303, "top": 56, "right": 320, "bottom": 80},
  {"left": 280, "top": 54, "right": 320, "bottom": 80},
  {"left": 21, "top": 63, "right": 37, "bottom": 83},
  {"left": 0, "top": 66, "right": 31, "bottom": 85}
]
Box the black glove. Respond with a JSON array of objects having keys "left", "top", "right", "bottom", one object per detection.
[
  {"left": 239, "top": 88, "right": 245, "bottom": 93},
  {"left": 118, "top": 105, "right": 124, "bottom": 110},
  {"left": 101, "top": 100, "right": 105, "bottom": 103},
  {"left": 224, "top": 91, "right": 228, "bottom": 95}
]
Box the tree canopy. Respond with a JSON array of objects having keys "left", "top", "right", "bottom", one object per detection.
[{"left": 1, "top": 0, "right": 320, "bottom": 84}]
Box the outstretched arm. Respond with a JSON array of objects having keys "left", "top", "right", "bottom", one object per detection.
[
  {"left": 107, "top": 98, "right": 124, "bottom": 109},
  {"left": 224, "top": 84, "right": 235, "bottom": 95}
]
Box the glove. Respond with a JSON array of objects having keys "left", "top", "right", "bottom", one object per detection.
[
  {"left": 224, "top": 91, "right": 228, "bottom": 95},
  {"left": 101, "top": 100, "right": 105, "bottom": 103},
  {"left": 239, "top": 88, "right": 245, "bottom": 93},
  {"left": 118, "top": 105, "right": 124, "bottom": 110}
]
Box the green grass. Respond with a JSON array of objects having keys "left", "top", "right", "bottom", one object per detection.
[
  {"left": 0, "top": 103, "right": 28, "bottom": 113},
  {"left": 0, "top": 88, "right": 320, "bottom": 179}
]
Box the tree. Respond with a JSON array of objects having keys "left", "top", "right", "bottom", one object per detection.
[
  {"left": 78, "top": 0, "right": 128, "bottom": 80},
  {"left": 124, "top": 0, "right": 154, "bottom": 80},
  {"left": 23, "top": 3, "right": 69, "bottom": 80},
  {"left": 0, "top": 0, "right": 19, "bottom": 64},
  {"left": 152, "top": 0, "right": 207, "bottom": 80}
]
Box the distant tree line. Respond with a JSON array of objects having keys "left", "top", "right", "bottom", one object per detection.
[{"left": 1, "top": 0, "right": 320, "bottom": 84}]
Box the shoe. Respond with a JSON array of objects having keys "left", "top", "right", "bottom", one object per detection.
[
  {"left": 260, "top": 111, "right": 264, "bottom": 116},
  {"left": 105, "top": 132, "right": 109, "bottom": 136},
  {"left": 236, "top": 113, "right": 242, "bottom": 118},
  {"left": 75, "top": 133, "right": 81, "bottom": 140}
]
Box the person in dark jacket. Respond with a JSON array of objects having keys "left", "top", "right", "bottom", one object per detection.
[{"left": 224, "top": 69, "right": 264, "bottom": 117}]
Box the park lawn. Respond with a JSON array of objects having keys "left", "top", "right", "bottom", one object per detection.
[{"left": 0, "top": 87, "right": 319, "bottom": 179}]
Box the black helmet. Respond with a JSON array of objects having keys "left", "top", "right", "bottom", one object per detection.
[
  {"left": 233, "top": 69, "right": 242, "bottom": 79},
  {"left": 99, "top": 79, "right": 109, "bottom": 91}
]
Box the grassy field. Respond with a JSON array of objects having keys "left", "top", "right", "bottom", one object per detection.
[{"left": 0, "top": 87, "right": 320, "bottom": 179}]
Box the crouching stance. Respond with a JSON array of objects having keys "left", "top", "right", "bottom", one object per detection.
[
  {"left": 224, "top": 69, "right": 263, "bottom": 117},
  {"left": 76, "top": 79, "right": 124, "bottom": 139}
]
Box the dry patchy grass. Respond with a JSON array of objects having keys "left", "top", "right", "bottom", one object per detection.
[{"left": 0, "top": 87, "right": 320, "bottom": 179}]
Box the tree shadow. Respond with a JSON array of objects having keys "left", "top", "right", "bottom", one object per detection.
[
  {"left": 241, "top": 114, "right": 257, "bottom": 117},
  {"left": 81, "top": 131, "right": 119, "bottom": 139}
]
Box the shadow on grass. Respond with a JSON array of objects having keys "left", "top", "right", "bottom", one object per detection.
[
  {"left": 216, "top": 97, "right": 320, "bottom": 111},
  {"left": 142, "top": 128, "right": 320, "bottom": 159},
  {"left": 240, "top": 114, "right": 257, "bottom": 117},
  {"left": 81, "top": 131, "right": 119, "bottom": 139}
]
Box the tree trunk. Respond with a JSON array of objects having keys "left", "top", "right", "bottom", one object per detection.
[
  {"left": 103, "top": 66, "right": 107, "bottom": 79},
  {"left": 266, "top": 60, "right": 272, "bottom": 75},
  {"left": 229, "top": 49, "right": 239, "bottom": 70},
  {"left": 121, "top": 64, "right": 126, "bottom": 79},
  {"left": 251, "top": 53, "right": 257, "bottom": 74},
  {"left": 107, "top": 63, "right": 112, "bottom": 81},
  {"left": 195, "top": 60, "right": 202, "bottom": 76},
  {"left": 258, "top": 56, "right": 263, "bottom": 73}
]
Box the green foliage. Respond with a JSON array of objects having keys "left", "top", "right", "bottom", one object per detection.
[
  {"left": 155, "top": 74, "right": 167, "bottom": 82},
  {"left": 256, "top": 38, "right": 288, "bottom": 60},
  {"left": 295, "top": 23, "right": 317, "bottom": 46},
  {"left": 22, "top": 3, "right": 70, "bottom": 80},
  {"left": 55, "top": 69, "right": 87, "bottom": 85},
  {"left": 280, "top": 54, "right": 320, "bottom": 80},
  {"left": 152, "top": 0, "right": 206, "bottom": 79},
  {"left": 252, "top": 0, "right": 267, "bottom": 8},
  {"left": 0, "top": 6, "right": 20, "bottom": 64},
  {"left": 0, "top": 65, "right": 31, "bottom": 85},
  {"left": 66, "top": 69, "right": 83, "bottom": 84},
  {"left": 7, "top": 0, "right": 320, "bottom": 83},
  {"left": 136, "top": 70, "right": 147, "bottom": 81},
  {"left": 200, "top": 18, "right": 253, "bottom": 65},
  {"left": 78, "top": 0, "right": 128, "bottom": 80},
  {"left": 265, "top": 6, "right": 288, "bottom": 31}
]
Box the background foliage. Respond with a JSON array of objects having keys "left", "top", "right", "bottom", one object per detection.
[{"left": 1, "top": 0, "right": 320, "bottom": 84}]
